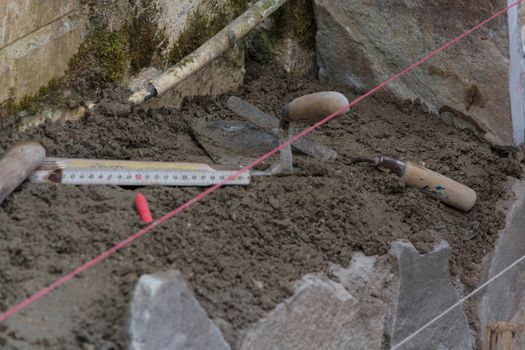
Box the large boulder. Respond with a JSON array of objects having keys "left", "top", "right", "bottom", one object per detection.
[{"left": 314, "top": 0, "right": 513, "bottom": 147}]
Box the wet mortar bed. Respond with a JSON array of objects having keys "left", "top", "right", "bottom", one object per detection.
[{"left": 0, "top": 67, "right": 521, "bottom": 348}]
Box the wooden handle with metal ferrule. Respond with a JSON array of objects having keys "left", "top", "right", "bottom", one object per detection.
[
  {"left": 284, "top": 91, "right": 349, "bottom": 124},
  {"left": 402, "top": 161, "right": 477, "bottom": 211},
  {"left": 0, "top": 142, "right": 46, "bottom": 204}
]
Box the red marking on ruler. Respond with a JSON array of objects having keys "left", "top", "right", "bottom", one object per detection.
[{"left": 0, "top": 0, "right": 521, "bottom": 323}]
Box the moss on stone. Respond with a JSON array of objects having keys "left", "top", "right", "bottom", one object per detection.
[
  {"left": 168, "top": 0, "right": 249, "bottom": 65},
  {"left": 1, "top": 27, "right": 131, "bottom": 119},
  {"left": 244, "top": 0, "right": 316, "bottom": 72},
  {"left": 168, "top": 10, "right": 210, "bottom": 64},
  {"left": 69, "top": 29, "right": 129, "bottom": 85},
  {"left": 128, "top": 4, "right": 168, "bottom": 74},
  {"left": 1, "top": 0, "right": 256, "bottom": 120},
  {"left": 272, "top": 0, "right": 316, "bottom": 48},
  {"left": 230, "top": 0, "right": 250, "bottom": 16},
  {"left": 0, "top": 78, "right": 67, "bottom": 117}
]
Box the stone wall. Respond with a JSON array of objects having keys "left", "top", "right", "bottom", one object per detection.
[
  {"left": 0, "top": 0, "right": 86, "bottom": 104},
  {"left": 0, "top": 0, "right": 240, "bottom": 109}
]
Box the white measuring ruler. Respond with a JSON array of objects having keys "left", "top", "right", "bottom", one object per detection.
[{"left": 30, "top": 158, "right": 250, "bottom": 186}]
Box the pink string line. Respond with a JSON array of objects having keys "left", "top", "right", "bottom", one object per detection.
[{"left": 0, "top": 0, "right": 521, "bottom": 323}]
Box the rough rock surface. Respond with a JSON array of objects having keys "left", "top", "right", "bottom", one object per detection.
[
  {"left": 479, "top": 179, "right": 525, "bottom": 345},
  {"left": 389, "top": 241, "right": 473, "bottom": 350},
  {"left": 238, "top": 274, "right": 388, "bottom": 350},
  {"left": 273, "top": 36, "right": 316, "bottom": 77},
  {"left": 314, "top": 0, "right": 512, "bottom": 147},
  {"left": 329, "top": 252, "right": 397, "bottom": 348},
  {"left": 329, "top": 252, "right": 394, "bottom": 299},
  {"left": 129, "top": 270, "right": 230, "bottom": 350}
]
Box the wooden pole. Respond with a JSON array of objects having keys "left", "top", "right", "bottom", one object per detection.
[
  {"left": 128, "top": 0, "right": 288, "bottom": 104},
  {"left": 483, "top": 321, "right": 521, "bottom": 350},
  {"left": 0, "top": 142, "right": 46, "bottom": 204}
]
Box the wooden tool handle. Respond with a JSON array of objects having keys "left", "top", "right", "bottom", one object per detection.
[
  {"left": 402, "top": 161, "right": 477, "bottom": 211},
  {"left": 0, "top": 142, "right": 46, "bottom": 204},
  {"left": 285, "top": 91, "right": 349, "bottom": 124}
]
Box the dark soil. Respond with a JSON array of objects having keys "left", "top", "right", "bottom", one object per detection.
[{"left": 0, "top": 66, "right": 520, "bottom": 349}]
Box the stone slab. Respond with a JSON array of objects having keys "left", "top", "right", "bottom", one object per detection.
[
  {"left": 479, "top": 179, "right": 525, "bottom": 344},
  {"left": 239, "top": 272, "right": 391, "bottom": 350},
  {"left": 129, "top": 270, "right": 230, "bottom": 350},
  {"left": 238, "top": 275, "right": 357, "bottom": 349},
  {"left": 389, "top": 240, "right": 473, "bottom": 350}
]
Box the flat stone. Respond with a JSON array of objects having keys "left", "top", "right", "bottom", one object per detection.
[
  {"left": 330, "top": 251, "right": 394, "bottom": 300},
  {"left": 330, "top": 252, "right": 398, "bottom": 349},
  {"left": 389, "top": 240, "right": 473, "bottom": 350},
  {"left": 479, "top": 179, "right": 525, "bottom": 345},
  {"left": 239, "top": 273, "right": 388, "bottom": 350},
  {"left": 16, "top": 105, "right": 86, "bottom": 131},
  {"left": 314, "top": 0, "right": 513, "bottom": 147},
  {"left": 129, "top": 270, "right": 230, "bottom": 350}
]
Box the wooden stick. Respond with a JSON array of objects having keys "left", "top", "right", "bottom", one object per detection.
[
  {"left": 129, "top": 0, "right": 288, "bottom": 104},
  {"left": 483, "top": 321, "right": 521, "bottom": 350},
  {"left": 0, "top": 143, "right": 46, "bottom": 204}
]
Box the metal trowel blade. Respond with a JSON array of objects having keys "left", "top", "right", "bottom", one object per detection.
[
  {"left": 191, "top": 119, "right": 280, "bottom": 165},
  {"left": 227, "top": 96, "right": 337, "bottom": 161}
]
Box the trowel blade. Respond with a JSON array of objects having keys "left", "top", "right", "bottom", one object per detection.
[
  {"left": 227, "top": 96, "right": 337, "bottom": 161},
  {"left": 191, "top": 119, "right": 280, "bottom": 165}
]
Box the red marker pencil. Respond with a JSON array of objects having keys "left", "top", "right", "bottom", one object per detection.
[{"left": 135, "top": 193, "right": 153, "bottom": 223}]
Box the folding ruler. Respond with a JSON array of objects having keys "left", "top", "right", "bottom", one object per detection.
[{"left": 30, "top": 158, "right": 250, "bottom": 186}]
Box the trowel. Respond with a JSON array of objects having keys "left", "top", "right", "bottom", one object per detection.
[
  {"left": 191, "top": 119, "right": 281, "bottom": 165},
  {"left": 352, "top": 155, "right": 477, "bottom": 211},
  {"left": 260, "top": 91, "right": 348, "bottom": 175},
  {"left": 227, "top": 96, "right": 338, "bottom": 161},
  {"left": 194, "top": 92, "right": 348, "bottom": 176}
]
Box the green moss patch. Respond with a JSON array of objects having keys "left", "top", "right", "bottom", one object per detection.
[
  {"left": 244, "top": 0, "right": 316, "bottom": 71},
  {"left": 0, "top": 78, "right": 68, "bottom": 118},
  {"left": 128, "top": 4, "right": 168, "bottom": 73},
  {"left": 272, "top": 0, "right": 316, "bottom": 48},
  {"left": 168, "top": 0, "right": 249, "bottom": 64},
  {"left": 69, "top": 29, "right": 129, "bottom": 85}
]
